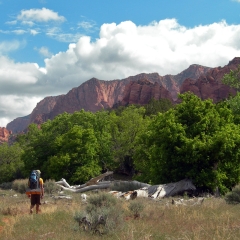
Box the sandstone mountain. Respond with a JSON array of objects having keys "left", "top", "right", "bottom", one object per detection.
[
  {"left": 180, "top": 58, "right": 239, "bottom": 102},
  {"left": 7, "top": 96, "right": 61, "bottom": 133},
  {"left": 6, "top": 57, "right": 240, "bottom": 134}
]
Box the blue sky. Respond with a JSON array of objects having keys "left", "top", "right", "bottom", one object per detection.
[{"left": 1, "top": 0, "right": 240, "bottom": 127}]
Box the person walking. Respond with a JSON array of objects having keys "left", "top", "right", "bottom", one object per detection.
[{"left": 27, "top": 170, "right": 44, "bottom": 214}]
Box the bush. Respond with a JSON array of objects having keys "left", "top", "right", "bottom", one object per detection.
[
  {"left": 128, "top": 200, "right": 145, "bottom": 218},
  {"left": 74, "top": 192, "right": 124, "bottom": 235},
  {"left": 0, "top": 182, "right": 13, "bottom": 190},
  {"left": 12, "top": 179, "right": 28, "bottom": 194},
  {"left": 225, "top": 185, "right": 240, "bottom": 204},
  {"left": 43, "top": 179, "right": 61, "bottom": 195}
]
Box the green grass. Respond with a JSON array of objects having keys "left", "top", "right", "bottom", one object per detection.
[{"left": 1, "top": 187, "right": 240, "bottom": 240}]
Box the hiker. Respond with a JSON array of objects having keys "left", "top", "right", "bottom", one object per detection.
[{"left": 26, "top": 170, "right": 44, "bottom": 214}]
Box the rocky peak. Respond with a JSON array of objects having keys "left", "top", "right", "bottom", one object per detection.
[
  {"left": 6, "top": 115, "right": 30, "bottom": 134},
  {"left": 180, "top": 59, "right": 238, "bottom": 102},
  {"left": 7, "top": 96, "right": 61, "bottom": 133},
  {"left": 228, "top": 57, "right": 240, "bottom": 67},
  {"left": 30, "top": 96, "right": 61, "bottom": 123}
]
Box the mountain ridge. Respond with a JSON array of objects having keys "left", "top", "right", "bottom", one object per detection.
[{"left": 5, "top": 57, "right": 240, "bottom": 134}]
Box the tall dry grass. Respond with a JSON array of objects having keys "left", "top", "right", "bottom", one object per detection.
[{"left": 1, "top": 187, "right": 240, "bottom": 240}]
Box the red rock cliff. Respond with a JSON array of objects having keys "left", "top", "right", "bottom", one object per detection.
[
  {"left": 180, "top": 58, "right": 240, "bottom": 102},
  {"left": 6, "top": 58, "right": 240, "bottom": 134},
  {"left": 0, "top": 127, "right": 11, "bottom": 144},
  {"left": 120, "top": 78, "right": 173, "bottom": 106}
]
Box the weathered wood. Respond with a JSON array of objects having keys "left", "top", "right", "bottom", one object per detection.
[
  {"left": 147, "top": 179, "right": 196, "bottom": 198},
  {"left": 55, "top": 174, "right": 196, "bottom": 199}
]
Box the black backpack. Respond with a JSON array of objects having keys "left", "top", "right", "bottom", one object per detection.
[{"left": 29, "top": 170, "right": 40, "bottom": 189}]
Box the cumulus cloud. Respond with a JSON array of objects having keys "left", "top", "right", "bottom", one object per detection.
[
  {"left": 0, "top": 56, "right": 44, "bottom": 92},
  {"left": 0, "top": 95, "right": 42, "bottom": 127},
  {"left": 17, "top": 8, "right": 66, "bottom": 23},
  {"left": 43, "top": 19, "right": 240, "bottom": 90},
  {"left": 2, "top": 19, "right": 240, "bottom": 126}
]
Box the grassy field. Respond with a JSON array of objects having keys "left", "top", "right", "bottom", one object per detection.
[{"left": 1, "top": 187, "right": 240, "bottom": 240}]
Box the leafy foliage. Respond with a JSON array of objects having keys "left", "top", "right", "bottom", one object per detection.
[
  {"left": 222, "top": 65, "right": 240, "bottom": 121},
  {"left": 20, "top": 110, "right": 114, "bottom": 184},
  {"left": 134, "top": 92, "right": 240, "bottom": 193},
  {"left": 0, "top": 143, "right": 24, "bottom": 183},
  {"left": 12, "top": 92, "right": 240, "bottom": 193},
  {"left": 222, "top": 64, "right": 240, "bottom": 91},
  {"left": 144, "top": 98, "right": 173, "bottom": 116},
  {"left": 109, "top": 105, "right": 149, "bottom": 174}
]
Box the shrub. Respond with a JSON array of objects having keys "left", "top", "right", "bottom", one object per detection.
[
  {"left": 225, "top": 185, "right": 240, "bottom": 204},
  {"left": 128, "top": 200, "right": 145, "bottom": 218},
  {"left": 43, "top": 179, "right": 61, "bottom": 195},
  {"left": 12, "top": 179, "right": 28, "bottom": 194},
  {"left": 0, "top": 182, "right": 13, "bottom": 190},
  {"left": 74, "top": 192, "right": 124, "bottom": 235}
]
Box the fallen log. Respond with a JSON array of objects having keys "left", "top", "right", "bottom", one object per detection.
[
  {"left": 56, "top": 180, "right": 150, "bottom": 193},
  {"left": 147, "top": 179, "right": 196, "bottom": 198},
  {"left": 55, "top": 173, "right": 196, "bottom": 199}
]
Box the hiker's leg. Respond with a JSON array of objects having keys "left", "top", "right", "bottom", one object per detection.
[
  {"left": 36, "top": 204, "right": 39, "bottom": 213},
  {"left": 30, "top": 204, "right": 34, "bottom": 214},
  {"left": 30, "top": 195, "right": 36, "bottom": 214},
  {"left": 36, "top": 195, "right": 41, "bottom": 213}
]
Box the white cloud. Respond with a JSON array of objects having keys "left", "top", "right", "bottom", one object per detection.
[
  {"left": 17, "top": 8, "right": 66, "bottom": 23},
  {"left": 43, "top": 19, "right": 240, "bottom": 88},
  {"left": 0, "top": 40, "right": 22, "bottom": 53},
  {"left": 2, "top": 19, "right": 240, "bottom": 126},
  {"left": 77, "top": 21, "right": 96, "bottom": 30},
  {"left": 5, "top": 20, "right": 17, "bottom": 25},
  {"left": 0, "top": 56, "right": 44, "bottom": 87},
  {"left": 36, "top": 46, "right": 53, "bottom": 57},
  {"left": 12, "top": 29, "right": 26, "bottom": 35},
  {"left": 30, "top": 29, "right": 40, "bottom": 35},
  {"left": 0, "top": 95, "right": 42, "bottom": 127},
  {"left": 21, "top": 20, "right": 35, "bottom": 26},
  {"left": 46, "top": 27, "right": 83, "bottom": 42}
]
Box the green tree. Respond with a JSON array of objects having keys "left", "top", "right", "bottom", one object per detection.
[
  {"left": 144, "top": 98, "right": 173, "bottom": 116},
  {"left": 20, "top": 110, "right": 114, "bottom": 183},
  {"left": 109, "top": 105, "right": 149, "bottom": 175},
  {"left": 222, "top": 64, "right": 240, "bottom": 121},
  {"left": 222, "top": 65, "right": 240, "bottom": 91},
  {"left": 134, "top": 92, "right": 240, "bottom": 193},
  {"left": 0, "top": 143, "right": 24, "bottom": 183},
  {"left": 48, "top": 126, "right": 101, "bottom": 183}
]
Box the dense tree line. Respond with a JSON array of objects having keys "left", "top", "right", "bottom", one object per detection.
[
  {"left": 134, "top": 93, "right": 240, "bottom": 193},
  {"left": 1, "top": 68, "right": 240, "bottom": 194}
]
